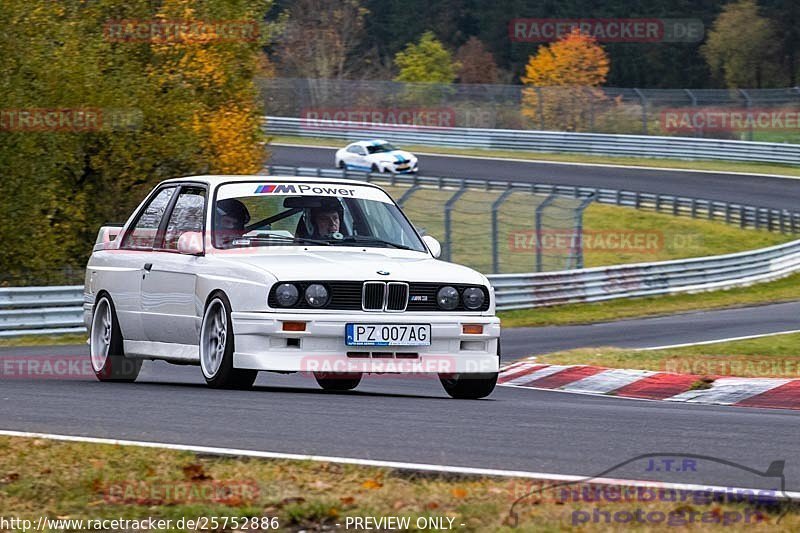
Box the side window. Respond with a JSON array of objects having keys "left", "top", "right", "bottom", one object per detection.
[
  {"left": 347, "top": 145, "right": 359, "bottom": 154},
  {"left": 356, "top": 146, "right": 367, "bottom": 156},
  {"left": 121, "top": 187, "right": 176, "bottom": 250},
  {"left": 162, "top": 187, "right": 206, "bottom": 250}
]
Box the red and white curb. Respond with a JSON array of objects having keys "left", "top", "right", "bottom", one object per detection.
[{"left": 498, "top": 359, "right": 800, "bottom": 410}]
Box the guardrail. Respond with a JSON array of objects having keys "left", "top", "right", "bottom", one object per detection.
[
  {"left": 4, "top": 237, "right": 800, "bottom": 334},
  {"left": 490, "top": 238, "right": 800, "bottom": 311},
  {"left": 265, "top": 165, "right": 800, "bottom": 233},
  {"left": 264, "top": 116, "right": 800, "bottom": 166},
  {"left": 0, "top": 286, "right": 85, "bottom": 337}
]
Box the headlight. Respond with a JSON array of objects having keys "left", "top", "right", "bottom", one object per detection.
[
  {"left": 275, "top": 283, "right": 299, "bottom": 307},
  {"left": 437, "top": 286, "right": 459, "bottom": 310},
  {"left": 462, "top": 287, "right": 485, "bottom": 310},
  {"left": 305, "top": 283, "right": 330, "bottom": 308}
]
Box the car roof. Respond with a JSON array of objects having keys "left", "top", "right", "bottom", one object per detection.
[
  {"left": 158, "top": 174, "right": 387, "bottom": 189},
  {"left": 350, "top": 139, "right": 389, "bottom": 147}
]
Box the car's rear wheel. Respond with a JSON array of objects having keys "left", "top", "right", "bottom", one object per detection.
[
  {"left": 439, "top": 340, "right": 500, "bottom": 399},
  {"left": 314, "top": 372, "right": 362, "bottom": 391},
  {"left": 200, "top": 294, "right": 257, "bottom": 389},
  {"left": 89, "top": 295, "right": 141, "bottom": 382},
  {"left": 337, "top": 159, "right": 346, "bottom": 169}
]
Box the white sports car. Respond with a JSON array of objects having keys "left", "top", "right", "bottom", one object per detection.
[
  {"left": 335, "top": 140, "right": 419, "bottom": 174},
  {"left": 84, "top": 175, "right": 500, "bottom": 398}
]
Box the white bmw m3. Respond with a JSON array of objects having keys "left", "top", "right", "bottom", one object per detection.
[
  {"left": 84, "top": 175, "right": 500, "bottom": 398},
  {"left": 334, "top": 140, "right": 419, "bottom": 174}
]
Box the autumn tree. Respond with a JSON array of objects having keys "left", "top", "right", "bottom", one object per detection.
[
  {"left": 521, "top": 29, "right": 609, "bottom": 132},
  {"left": 0, "top": 0, "right": 270, "bottom": 284},
  {"left": 456, "top": 37, "right": 499, "bottom": 84},
  {"left": 702, "top": 0, "right": 781, "bottom": 88},
  {"left": 394, "top": 31, "right": 459, "bottom": 83}
]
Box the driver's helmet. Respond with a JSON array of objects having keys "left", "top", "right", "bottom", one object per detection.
[{"left": 215, "top": 198, "right": 251, "bottom": 231}]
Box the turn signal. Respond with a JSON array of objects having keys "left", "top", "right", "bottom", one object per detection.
[
  {"left": 282, "top": 321, "right": 306, "bottom": 332},
  {"left": 462, "top": 324, "right": 483, "bottom": 335}
]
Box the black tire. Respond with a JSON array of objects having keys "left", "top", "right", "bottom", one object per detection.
[
  {"left": 439, "top": 339, "right": 500, "bottom": 399},
  {"left": 337, "top": 159, "right": 346, "bottom": 169},
  {"left": 89, "top": 295, "right": 142, "bottom": 382},
  {"left": 200, "top": 293, "right": 258, "bottom": 389},
  {"left": 314, "top": 372, "right": 362, "bottom": 391},
  {"left": 371, "top": 163, "right": 380, "bottom": 173}
]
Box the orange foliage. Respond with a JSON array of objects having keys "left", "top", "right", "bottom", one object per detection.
[{"left": 521, "top": 29, "right": 610, "bottom": 132}]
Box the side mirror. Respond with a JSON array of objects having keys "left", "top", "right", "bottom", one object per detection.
[
  {"left": 423, "top": 235, "right": 441, "bottom": 259},
  {"left": 177, "top": 231, "right": 204, "bottom": 255}
]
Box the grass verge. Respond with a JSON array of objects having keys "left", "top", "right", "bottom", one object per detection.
[
  {"left": 0, "top": 333, "right": 86, "bottom": 349},
  {"left": 269, "top": 135, "right": 800, "bottom": 177},
  {"left": 536, "top": 332, "right": 800, "bottom": 378},
  {"left": 0, "top": 436, "right": 795, "bottom": 531},
  {"left": 498, "top": 272, "right": 800, "bottom": 328}
]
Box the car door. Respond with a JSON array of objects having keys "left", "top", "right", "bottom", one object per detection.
[
  {"left": 115, "top": 185, "right": 178, "bottom": 342},
  {"left": 354, "top": 145, "right": 370, "bottom": 170},
  {"left": 140, "top": 184, "right": 207, "bottom": 345}
]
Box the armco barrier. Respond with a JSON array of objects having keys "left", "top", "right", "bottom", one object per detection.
[
  {"left": 0, "top": 286, "right": 85, "bottom": 337},
  {"left": 264, "top": 116, "right": 800, "bottom": 166},
  {"left": 490, "top": 238, "right": 800, "bottom": 310},
  {"left": 4, "top": 237, "right": 800, "bottom": 334}
]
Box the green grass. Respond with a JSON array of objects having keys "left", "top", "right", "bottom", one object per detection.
[
  {"left": 270, "top": 135, "right": 800, "bottom": 177},
  {"left": 536, "top": 331, "right": 800, "bottom": 378},
  {"left": 1, "top": 436, "right": 794, "bottom": 531},
  {"left": 0, "top": 333, "right": 86, "bottom": 348},
  {"left": 498, "top": 271, "right": 800, "bottom": 328},
  {"left": 581, "top": 204, "right": 790, "bottom": 267}
]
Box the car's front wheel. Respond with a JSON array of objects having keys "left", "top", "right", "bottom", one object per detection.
[
  {"left": 314, "top": 372, "right": 362, "bottom": 391},
  {"left": 439, "top": 340, "right": 500, "bottom": 399},
  {"left": 200, "top": 294, "right": 257, "bottom": 389},
  {"left": 89, "top": 295, "right": 141, "bottom": 382}
]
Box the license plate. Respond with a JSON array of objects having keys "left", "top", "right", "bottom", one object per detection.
[
  {"left": 345, "top": 323, "right": 431, "bottom": 346},
  {"left": 396, "top": 164, "right": 409, "bottom": 170}
]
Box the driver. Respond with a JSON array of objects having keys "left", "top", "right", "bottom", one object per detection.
[
  {"left": 215, "top": 198, "right": 250, "bottom": 247},
  {"left": 310, "top": 207, "right": 340, "bottom": 239}
]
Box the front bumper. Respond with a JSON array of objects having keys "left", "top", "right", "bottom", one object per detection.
[{"left": 231, "top": 312, "right": 500, "bottom": 374}]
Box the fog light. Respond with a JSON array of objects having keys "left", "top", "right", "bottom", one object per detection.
[
  {"left": 282, "top": 321, "right": 306, "bottom": 332},
  {"left": 462, "top": 324, "right": 483, "bottom": 335}
]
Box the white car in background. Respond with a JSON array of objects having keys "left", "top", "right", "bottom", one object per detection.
[
  {"left": 335, "top": 140, "right": 419, "bottom": 174},
  {"left": 84, "top": 175, "right": 500, "bottom": 399}
]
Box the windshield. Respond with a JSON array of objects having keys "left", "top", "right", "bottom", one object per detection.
[
  {"left": 213, "top": 181, "right": 426, "bottom": 252},
  {"left": 366, "top": 142, "right": 397, "bottom": 154}
]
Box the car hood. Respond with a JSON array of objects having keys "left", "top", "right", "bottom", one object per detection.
[
  {"left": 368, "top": 150, "right": 415, "bottom": 162},
  {"left": 214, "top": 248, "right": 486, "bottom": 285}
]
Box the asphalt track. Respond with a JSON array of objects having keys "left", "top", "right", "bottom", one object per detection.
[
  {"left": 1, "top": 302, "right": 799, "bottom": 491},
  {"left": 2, "top": 149, "right": 799, "bottom": 495},
  {"left": 270, "top": 144, "right": 800, "bottom": 211}
]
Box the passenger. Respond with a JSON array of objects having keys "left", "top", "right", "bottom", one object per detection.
[{"left": 215, "top": 198, "right": 250, "bottom": 247}]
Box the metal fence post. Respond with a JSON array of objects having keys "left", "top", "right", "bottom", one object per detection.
[
  {"left": 571, "top": 194, "right": 596, "bottom": 269},
  {"left": 397, "top": 176, "right": 421, "bottom": 207},
  {"left": 443, "top": 184, "right": 468, "bottom": 262},
  {"left": 739, "top": 89, "right": 753, "bottom": 141},
  {"left": 634, "top": 88, "right": 648, "bottom": 134},
  {"left": 491, "top": 187, "right": 514, "bottom": 274},
  {"left": 535, "top": 194, "right": 557, "bottom": 272}
]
